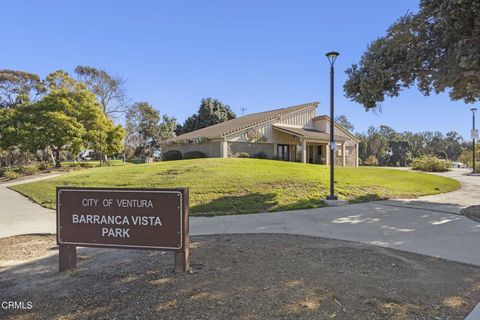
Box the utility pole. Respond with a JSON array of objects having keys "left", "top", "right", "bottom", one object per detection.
[{"left": 240, "top": 107, "right": 247, "bottom": 116}]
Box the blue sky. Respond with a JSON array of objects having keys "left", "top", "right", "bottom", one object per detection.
[{"left": 1, "top": 0, "right": 476, "bottom": 138}]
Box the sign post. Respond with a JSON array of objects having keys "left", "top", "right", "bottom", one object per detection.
[{"left": 56, "top": 187, "right": 189, "bottom": 273}]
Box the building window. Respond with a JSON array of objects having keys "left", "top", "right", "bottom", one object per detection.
[{"left": 277, "top": 144, "right": 290, "bottom": 161}]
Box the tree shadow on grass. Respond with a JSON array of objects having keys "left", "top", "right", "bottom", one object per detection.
[
  {"left": 273, "top": 198, "right": 324, "bottom": 212},
  {"left": 191, "top": 193, "right": 278, "bottom": 216},
  {"left": 192, "top": 193, "right": 390, "bottom": 216},
  {"left": 348, "top": 193, "right": 387, "bottom": 204}
]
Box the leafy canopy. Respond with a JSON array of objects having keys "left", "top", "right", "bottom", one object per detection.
[
  {"left": 125, "top": 102, "right": 176, "bottom": 158},
  {"left": 74, "top": 65, "right": 127, "bottom": 117},
  {"left": 178, "top": 98, "right": 235, "bottom": 134},
  {"left": 334, "top": 115, "right": 354, "bottom": 132},
  {"left": 0, "top": 70, "right": 46, "bottom": 108},
  {"left": 344, "top": 0, "right": 480, "bottom": 109},
  {"left": 0, "top": 71, "right": 124, "bottom": 165}
]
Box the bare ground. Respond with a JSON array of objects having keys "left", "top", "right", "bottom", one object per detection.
[{"left": 0, "top": 234, "right": 479, "bottom": 320}]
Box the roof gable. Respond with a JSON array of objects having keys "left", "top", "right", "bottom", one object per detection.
[
  {"left": 312, "top": 115, "right": 359, "bottom": 142},
  {"left": 164, "top": 102, "right": 319, "bottom": 143}
]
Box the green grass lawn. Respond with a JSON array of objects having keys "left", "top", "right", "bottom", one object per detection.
[{"left": 10, "top": 158, "right": 460, "bottom": 215}]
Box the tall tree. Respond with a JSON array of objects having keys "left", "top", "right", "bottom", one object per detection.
[
  {"left": 334, "top": 115, "right": 354, "bottom": 132},
  {"left": 178, "top": 98, "right": 235, "bottom": 134},
  {"left": 344, "top": 0, "right": 480, "bottom": 109},
  {"left": 388, "top": 138, "right": 413, "bottom": 166},
  {"left": 74, "top": 66, "right": 127, "bottom": 117},
  {"left": 445, "top": 131, "right": 463, "bottom": 160},
  {"left": 125, "top": 102, "right": 176, "bottom": 158},
  {"left": 2, "top": 74, "right": 125, "bottom": 167},
  {"left": 0, "top": 70, "right": 46, "bottom": 108}
]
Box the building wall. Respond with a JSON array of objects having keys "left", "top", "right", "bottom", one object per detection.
[
  {"left": 345, "top": 145, "right": 357, "bottom": 167},
  {"left": 278, "top": 108, "right": 316, "bottom": 128},
  {"left": 161, "top": 106, "right": 360, "bottom": 165},
  {"left": 162, "top": 141, "right": 221, "bottom": 158},
  {"left": 271, "top": 128, "right": 301, "bottom": 144},
  {"left": 334, "top": 149, "right": 343, "bottom": 166},
  {"left": 228, "top": 141, "right": 275, "bottom": 159},
  {"left": 333, "top": 144, "right": 358, "bottom": 166}
]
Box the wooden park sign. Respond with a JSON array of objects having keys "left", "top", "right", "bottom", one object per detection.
[{"left": 56, "top": 187, "right": 189, "bottom": 273}]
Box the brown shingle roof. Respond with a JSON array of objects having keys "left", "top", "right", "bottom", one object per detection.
[
  {"left": 312, "top": 115, "right": 359, "bottom": 142},
  {"left": 273, "top": 124, "right": 344, "bottom": 141},
  {"left": 164, "top": 102, "right": 318, "bottom": 143}
]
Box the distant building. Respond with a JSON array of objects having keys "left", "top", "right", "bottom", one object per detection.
[
  {"left": 453, "top": 162, "right": 467, "bottom": 169},
  {"left": 162, "top": 102, "right": 359, "bottom": 166}
]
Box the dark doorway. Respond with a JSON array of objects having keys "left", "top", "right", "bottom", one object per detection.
[
  {"left": 308, "top": 145, "right": 314, "bottom": 163},
  {"left": 277, "top": 144, "right": 290, "bottom": 161},
  {"left": 316, "top": 145, "right": 323, "bottom": 164}
]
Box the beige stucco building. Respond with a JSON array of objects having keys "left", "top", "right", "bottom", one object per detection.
[{"left": 162, "top": 102, "right": 359, "bottom": 166}]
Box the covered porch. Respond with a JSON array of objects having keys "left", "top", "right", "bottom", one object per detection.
[{"left": 272, "top": 125, "right": 349, "bottom": 166}]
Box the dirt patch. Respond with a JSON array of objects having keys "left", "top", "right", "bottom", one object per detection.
[
  {"left": 1, "top": 234, "right": 479, "bottom": 319},
  {"left": 0, "top": 234, "right": 57, "bottom": 263}
]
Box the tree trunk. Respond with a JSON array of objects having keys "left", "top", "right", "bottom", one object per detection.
[
  {"left": 55, "top": 149, "right": 61, "bottom": 168},
  {"left": 49, "top": 149, "right": 56, "bottom": 165}
]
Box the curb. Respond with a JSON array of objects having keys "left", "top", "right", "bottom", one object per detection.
[{"left": 466, "top": 302, "right": 480, "bottom": 320}]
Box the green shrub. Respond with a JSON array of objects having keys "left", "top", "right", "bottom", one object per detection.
[
  {"left": 162, "top": 150, "right": 183, "bottom": 161},
  {"left": 103, "top": 160, "right": 115, "bottom": 166},
  {"left": 252, "top": 152, "right": 268, "bottom": 159},
  {"left": 38, "top": 162, "right": 53, "bottom": 170},
  {"left": 412, "top": 156, "right": 452, "bottom": 172},
  {"left": 236, "top": 152, "right": 250, "bottom": 158},
  {"left": 126, "top": 159, "right": 144, "bottom": 164},
  {"left": 363, "top": 155, "right": 378, "bottom": 166},
  {"left": 79, "top": 162, "right": 95, "bottom": 168},
  {"left": 3, "top": 170, "right": 20, "bottom": 180},
  {"left": 19, "top": 165, "right": 39, "bottom": 175},
  {"left": 63, "top": 162, "right": 81, "bottom": 168},
  {"left": 183, "top": 151, "right": 206, "bottom": 159}
]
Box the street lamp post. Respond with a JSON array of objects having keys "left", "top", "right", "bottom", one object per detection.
[
  {"left": 471, "top": 108, "right": 477, "bottom": 174},
  {"left": 325, "top": 51, "right": 340, "bottom": 201}
]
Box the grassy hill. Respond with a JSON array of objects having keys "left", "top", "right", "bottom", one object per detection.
[{"left": 10, "top": 158, "right": 460, "bottom": 215}]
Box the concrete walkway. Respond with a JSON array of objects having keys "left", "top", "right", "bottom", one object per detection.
[
  {"left": 0, "top": 175, "right": 59, "bottom": 238},
  {"left": 1, "top": 169, "right": 479, "bottom": 266},
  {"left": 191, "top": 201, "right": 480, "bottom": 265},
  {"left": 381, "top": 168, "right": 480, "bottom": 214}
]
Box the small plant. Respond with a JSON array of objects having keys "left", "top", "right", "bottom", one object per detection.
[
  {"left": 162, "top": 150, "right": 183, "bottom": 161},
  {"left": 245, "top": 128, "right": 267, "bottom": 142},
  {"left": 252, "top": 152, "right": 268, "bottom": 159},
  {"left": 126, "top": 159, "right": 144, "bottom": 164},
  {"left": 62, "top": 162, "right": 81, "bottom": 168},
  {"left": 103, "top": 160, "right": 115, "bottom": 166},
  {"left": 38, "top": 162, "right": 53, "bottom": 170},
  {"left": 19, "top": 165, "right": 39, "bottom": 175},
  {"left": 3, "top": 170, "right": 21, "bottom": 180},
  {"left": 183, "top": 151, "right": 206, "bottom": 159},
  {"left": 363, "top": 155, "right": 378, "bottom": 166},
  {"left": 79, "top": 162, "right": 95, "bottom": 168},
  {"left": 411, "top": 156, "right": 452, "bottom": 172},
  {"left": 236, "top": 152, "right": 250, "bottom": 158}
]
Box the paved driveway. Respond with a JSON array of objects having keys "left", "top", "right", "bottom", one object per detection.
[{"left": 1, "top": 169, "right": 479, "bottom": 265}]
